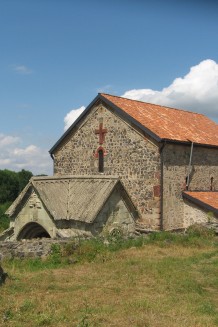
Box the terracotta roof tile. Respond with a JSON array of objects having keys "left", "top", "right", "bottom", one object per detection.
[
  {"left": 183, "top": 191, "right": 218, "bottom": 212},
  {"left": 101, "top": 93, "right": 218, "bottom": 147}
]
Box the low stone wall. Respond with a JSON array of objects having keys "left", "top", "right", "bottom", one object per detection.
[
  {"left": 0, "top": 239, "right": 70, "bottom": 260},
  {"left": 1, "top": 222, "right": 217, "bottom": 260}
]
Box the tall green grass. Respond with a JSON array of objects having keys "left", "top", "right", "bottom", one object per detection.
[
  {"left": 4, "top": 224, "right": 217, "bottom": 273},
  {"left": 1, "top": 225, "right": 218, "bottom": 327}
]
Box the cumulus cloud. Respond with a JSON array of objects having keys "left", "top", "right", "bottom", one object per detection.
[
  {"left": 122, "top": 59, "right": 218, "bottom": 120},
  {"left": 64, "top": 106, "right": 86, "bottom": 131},
  {"left": 12, "top": 64, "right": 32, "bottom": 75},
  {"left": 0, "top": 133, "right": 52, "bottom": 175},
  {"left": 0, "top": 134, "right": 20, "bottom": 148}
]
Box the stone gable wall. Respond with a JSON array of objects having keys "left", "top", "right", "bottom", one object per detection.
[
  {"left": 163, "top": 144, "right": 218, "bottom": 230},
  {"left": 92, "top": 188, "right": 136, "bottom": 235},
  {"left": 53, "top": 103, "right": 161, "bottom": 229},
  {"left": 183, "top": 198, "right": 218, "bottom": 228},
  {"left": 10, "top": 191, "right": 56, "bottom": 240},
  {"left": 55, "top": 187, "right": 136, "bottom": 237}
]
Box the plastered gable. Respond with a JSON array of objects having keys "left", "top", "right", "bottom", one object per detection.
[
  {"left": 11, "top": 190, "right": 56, "bottom": 240},
  {"left": 92, "top": 187, "right": 136, "bottom": 236},
  {"left": 53, "top": 102, "right": 161, "bottom": 229}
]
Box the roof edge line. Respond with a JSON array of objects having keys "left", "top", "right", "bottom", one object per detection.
[
  {"left": 162, "top": 139, "right": 218, "bottom": 148},
  {"left": 32, "top": 175, "right": 120, "bottom": 181},
  {"left": 49, "top": 94, "right": 101, "bottom": 154},
  {"left": 183, "top": 192, "right": 218, "bottom": 215},
  {"left": 6, "top": 182, "right": 33, "bottom": 217},
  {"left": 88, "top": 179, "right": 122, "bottom": 223}
]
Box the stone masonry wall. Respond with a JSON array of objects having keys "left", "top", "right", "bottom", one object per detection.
[
  {"left": 55, "top": 187, "right": 136, "bottom": 237},
  {"left": 183, "top": 198, "right": 217, "bottom": 228},
  {"left": 92, "top": 188, "right": 136, "bottom": 235},
  {"left": 53, "top": 103, "right": 161, "bottom": 229},
  {"left": 163, "top": 144, "right": 218, "bottom": 230},
  {"left": 0, "top": 239, "right": 69, "bottom": 260},
  {"left": 11, "top": 190, "right": 56, "bottom": 240}
]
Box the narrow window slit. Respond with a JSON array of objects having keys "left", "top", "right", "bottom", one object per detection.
[
  {"left": 210, "top": 177, "right": 214, "bottom": 191},
  {"left": 98, "top": 149, "right": 104, "bottom": 173}
]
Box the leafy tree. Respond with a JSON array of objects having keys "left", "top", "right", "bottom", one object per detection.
[
  {"left": 0, "top": 170, "right": 19, "bottom": 204},
  {"left": 0, "top": 203, "right": 11, "bottom": 232},
  {"left": 0, "top": 169, "right": 33, "bottom": 204},
  {"left": 17, "top": 169, "right": 33, "bottom": 193},
  {"left": 0, "top": 169, "right": 33, "bottom": 232}
]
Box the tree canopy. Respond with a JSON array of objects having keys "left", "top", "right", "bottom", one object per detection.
[
  {"left": 0, "top": 169, "right": 33, "bottom": 204},
  {"left": 0, "top": 169, "right": 33, "bottom": 232}
]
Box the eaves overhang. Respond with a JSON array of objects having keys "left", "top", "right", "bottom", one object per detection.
[
  {"left": 49, "top": 93, "right": 218, "bottom": 155},
  {"left": 183, "top": 192, "right": 218, "bottom": 216},
  {"left": 49, "top": 93, "right": 162, "bottom": 155},
  {"left": 161, "top": 138, "right": 218, "bottom": 149}
]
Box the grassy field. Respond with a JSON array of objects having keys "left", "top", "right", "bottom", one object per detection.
[{"left": 0, "top": 228, "right": 218, "bottom": 327}]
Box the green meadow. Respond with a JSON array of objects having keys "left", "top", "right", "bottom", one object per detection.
[{"left": 0, "top": 227, "right": 218, "bottom": 327}]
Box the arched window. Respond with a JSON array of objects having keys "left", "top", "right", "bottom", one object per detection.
[{"left": 98, "top": 149, "right": 104, "bottom": 173}]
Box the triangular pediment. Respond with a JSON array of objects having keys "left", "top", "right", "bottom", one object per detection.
[{"left": 7, "top": 176, "right": 138, "bottom": 224}]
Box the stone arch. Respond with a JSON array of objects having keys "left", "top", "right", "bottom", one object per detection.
[{"left": 17, "top": 222, "right": 51, "bottom": 240}]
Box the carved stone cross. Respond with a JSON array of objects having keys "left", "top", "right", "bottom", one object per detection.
[{"left": 95, "top": 122, "right": 107, "bottom": 145}]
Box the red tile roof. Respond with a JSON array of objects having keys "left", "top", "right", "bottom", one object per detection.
[
  {"left": 183, "top": 191, "right": 218, "bottom": 212},
  {"left": 100, "top": 93, "right": 218, "bottom": 147}
]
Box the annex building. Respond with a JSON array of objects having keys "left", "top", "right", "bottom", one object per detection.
[{"left": 3, "top": 93, "right": 218, "bottom": 240}]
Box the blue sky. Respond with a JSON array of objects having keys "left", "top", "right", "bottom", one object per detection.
[{"left": 0, "top": 0, "right": 218, "bottom": 175}]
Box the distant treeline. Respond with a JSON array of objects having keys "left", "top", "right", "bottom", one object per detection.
[
  {"left": 0, "top": 169, "right": 33, "bottom": 232},
  {"left": 0, "top": 169, "right": 33, "bottom": 204}
]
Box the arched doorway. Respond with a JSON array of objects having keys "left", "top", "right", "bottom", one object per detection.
[{"left": 17, "top": 222, "right": 51, "bottom": 240}]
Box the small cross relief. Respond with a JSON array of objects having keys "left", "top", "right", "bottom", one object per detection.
[
  {"left": 95, "top": 122, "right": 107, "bottom": 145},
  {"left": 29, "top": 192, "right": 41, "bottom": 209}
]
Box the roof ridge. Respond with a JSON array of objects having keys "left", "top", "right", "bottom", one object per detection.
[
  {"left": 32, "top": 175, "right": 119, "bottom": 181},
  {"left": 99, "top": 92, "right": 205, "bottom": 116}
]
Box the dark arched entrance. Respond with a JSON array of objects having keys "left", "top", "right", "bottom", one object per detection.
[{"left": 17, "top": 222, "right": 51, "bottom": 240}]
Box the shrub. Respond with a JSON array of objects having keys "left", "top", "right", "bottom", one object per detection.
[
  {"left": 186, "top": 223, "right": 215, "bottom": 239},
  {"left": 0, "top": 202, "right": 11, "bottom": 232}
]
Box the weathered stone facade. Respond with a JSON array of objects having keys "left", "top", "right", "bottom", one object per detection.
[
  {"left": 92, "top": 187, "right": 136, "bottom": 235},
  {"left": 183, "top": 198, "right": 217, "bottom": 228},
  {"left": 53, "top": 104, "right": 161, "bottom": 229},
  {"left": 4, "top": 176, "right": 137, "bottom": 241},
  {"left": 162, "top": 144, "right": 218, "bottom": 230},
  {"left": 54, "top": 186, "right": 136, "bottom": 237},
  {"left": 0, "top": 239, "right": 69, "bottom": 259},
  {"left": 11, "top": 191, "right": 56, "bottom": 240}
]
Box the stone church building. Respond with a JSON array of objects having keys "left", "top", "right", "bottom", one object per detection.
[{"left": 3, "top": 93, "right": 218, "bottom": 240}]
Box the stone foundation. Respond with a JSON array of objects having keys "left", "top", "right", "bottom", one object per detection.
[{"left": 0, "top": 239, "right": 69, "bottom": 260}]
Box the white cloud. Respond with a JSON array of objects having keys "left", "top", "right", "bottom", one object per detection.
[
  {"left": 12, "top": 64, "right": 32, "bottom": 75},
  {"left": 64, "top": 106, "right": 86, "bottom": 131},
  {"left": 0, "top": 134, "right": 20, "bottom": 148},
  {"left": 0, "top": 133, "right": 52, "bottom": 175},
  {"left": 122, "top": 59, "right": 218, "bottom": 119}
]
